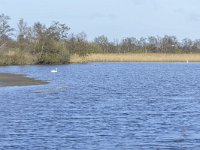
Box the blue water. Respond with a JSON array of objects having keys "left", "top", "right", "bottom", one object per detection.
[{"left": 1, "top": 63, "right": 200, "bottom": 149}]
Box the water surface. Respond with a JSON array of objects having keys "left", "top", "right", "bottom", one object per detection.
[{"left": 0, "top": 63, "right": 200, "bottom": 149}]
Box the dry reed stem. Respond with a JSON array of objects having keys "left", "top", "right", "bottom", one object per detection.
[{"left": 70, "top": 53, "right": 200, "bottom": 63}]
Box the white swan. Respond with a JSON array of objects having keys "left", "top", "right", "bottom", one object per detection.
[{"left": 51, "top": 68, "right": 58, "bottom": 73}]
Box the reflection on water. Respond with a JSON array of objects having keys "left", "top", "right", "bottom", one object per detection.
[{"left": 1, "top": 63, "right": 200, "bottom": 149}]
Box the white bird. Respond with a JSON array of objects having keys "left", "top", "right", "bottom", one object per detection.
[{"left": 51, "top": 68, "right": 58, "bottom": 73}]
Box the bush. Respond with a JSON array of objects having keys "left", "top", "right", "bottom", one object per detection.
[{"left": 36, "top": 41, "right": 70, "bottom": 64}]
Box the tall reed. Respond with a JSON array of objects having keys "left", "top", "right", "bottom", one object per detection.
[{"left": 70, "top": 53, "right": 200, "bottom": 63}]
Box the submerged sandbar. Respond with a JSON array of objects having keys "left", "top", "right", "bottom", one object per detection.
[{"left": 0, "top": 73, "right": 48, "bottom": 87}]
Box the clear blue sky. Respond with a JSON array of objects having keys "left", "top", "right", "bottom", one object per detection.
[{"left": 1, "top": 0, "right": 200, "bottom": 40}]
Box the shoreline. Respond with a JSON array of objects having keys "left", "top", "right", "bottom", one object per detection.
[
  {"left": 0, "top": 73, "right": 48, "bottom": 87},
  {"left": 70, "top": 53, "right": 200, "bottom": 63},
  {"left": 1, "top": 53, "right": 200, "bottom": 66},
  {"left": 0, "top": 53, "right": 199, "bottom": 87}
]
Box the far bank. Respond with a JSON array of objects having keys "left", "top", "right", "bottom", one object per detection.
[
  {"left": 1, "top": 53, "right": 200, "bottom": 66},
  {"left": 70, "top": 53, "right": 200, "bottom": 63}
]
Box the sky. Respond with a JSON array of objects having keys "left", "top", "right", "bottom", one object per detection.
[{"left": 1, "top": 0, "right": 200, "bottom": 41}]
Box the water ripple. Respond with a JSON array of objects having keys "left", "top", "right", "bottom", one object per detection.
[{"left": 0, "top": 63, "right": 200, "bottom": 149}]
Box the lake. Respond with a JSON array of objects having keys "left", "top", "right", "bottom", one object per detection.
[{"left": 0, "top": 63, "right": 200, "bottom": 149}]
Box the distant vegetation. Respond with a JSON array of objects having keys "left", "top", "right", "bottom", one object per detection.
[
  {"left": 1, "top": 13, "right": 200, "bottom": 65},
  {"left": 70, "top": 53, "right": 200, "bottom": 63}
]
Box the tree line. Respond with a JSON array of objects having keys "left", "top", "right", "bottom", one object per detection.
[{"left": 1, "top": 13, "right": 200, "bottom": 64}]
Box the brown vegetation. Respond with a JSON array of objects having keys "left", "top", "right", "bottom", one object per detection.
[
  {"left": 0, "top": 49, "right": 36, "bottom": 65},
  {"left": 1, "top": 13, "right": 200, "bottom": 65},
  {"left": 70, "top": 53, "right": 200, "bottom": 63}
]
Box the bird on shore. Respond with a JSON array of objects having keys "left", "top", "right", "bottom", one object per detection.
[{"left": 51, "top": 68, "right": 58, "bottom": 73}]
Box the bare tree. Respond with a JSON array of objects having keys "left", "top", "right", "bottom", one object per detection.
[
  {"left": 47, "top": 21, "right": 70, "bottom": 41},
  {"left": 182, "top": 38, "right": 193, "bottom": 53},
  {"left": 121, "top": 37, "right": 138, "bottom": 53},
  {"left": 17, "top": 19, "right": 28, "bottom": 41},
  {"left": 139, "top": 37, "right": 147, "bottom": 53},
  {"left": 94, "top": 35, "right": 109, "bottom": 53},
  {"left": 192, "top": 39, "right": 200, "bottom": 53},
  {"left": 0, "top": 13, "right": 14, "bottom": 47},
  {"left": 147, "top": 36, "right": 159, "bottom": 52},
  {"left": 17, "top": 19, "right": 31, "bottom": 50},
  {"left": 161, "top": 35, "right": 178, "bottom": 53}
]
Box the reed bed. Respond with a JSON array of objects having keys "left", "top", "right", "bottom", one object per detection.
[
  {"left": 70, "top": 53, "right": 200, "bottom": 63},
  {"left": 0, "top": 50, "right": 36, "bottom": 65}
]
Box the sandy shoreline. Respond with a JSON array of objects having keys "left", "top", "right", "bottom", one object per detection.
[{"left": 0, "top": 73, "right": 48, "bottom": 87}]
